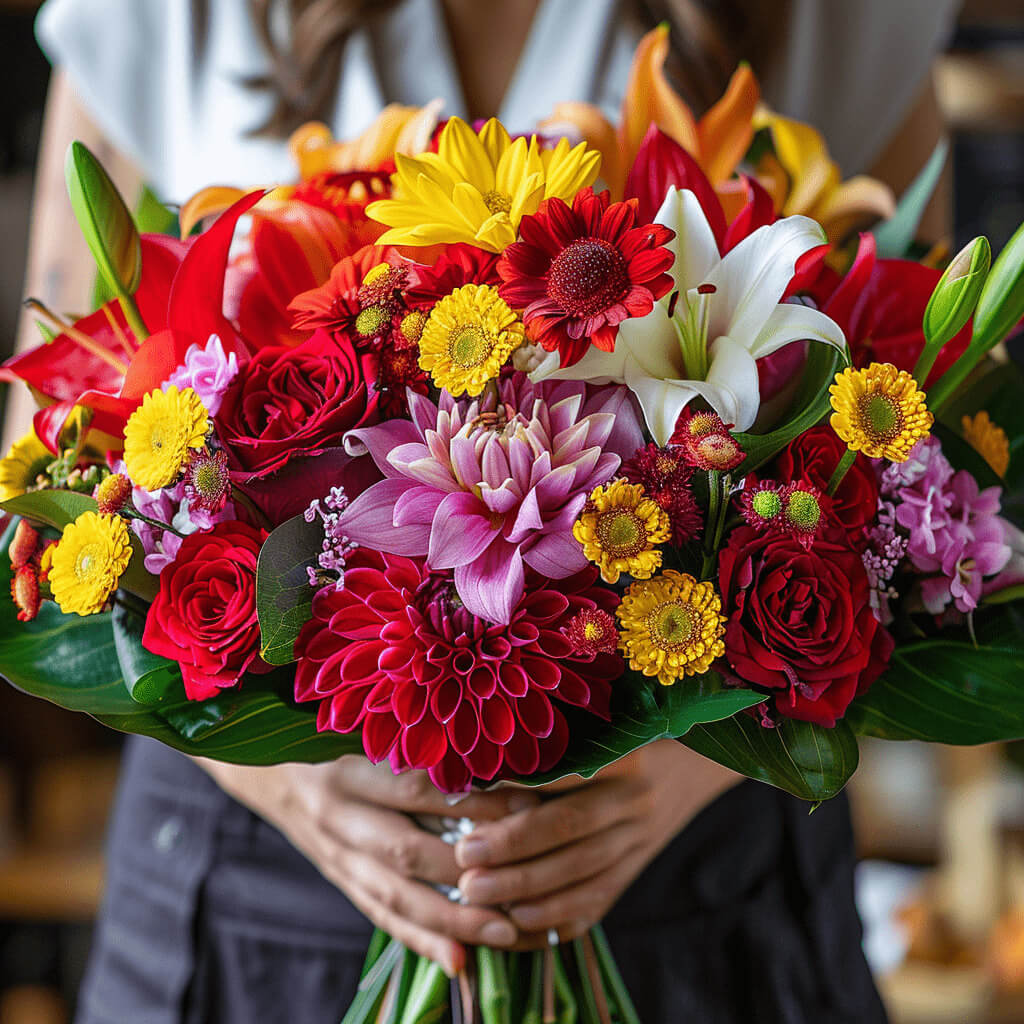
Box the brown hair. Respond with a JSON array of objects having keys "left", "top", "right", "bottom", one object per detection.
[{"left": 247, "top": 0, "right": 791, "bottom": 137}]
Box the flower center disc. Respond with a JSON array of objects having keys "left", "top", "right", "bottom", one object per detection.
[
  {"left": 752, "top": 490, "right": 782, "bottom": 520},
  {"left": 482, "top": 190, "right": 512, "bottom": 215},
  {"left": 596, "top": 508, "right": 645, "bottom": 556},
  {"left": 860, "top": 393, "right": 903, "bottom": 442},
  {"left": 448, "top": 325, "right": 493, "bottom": 367},
  {"left": 75, "top": 543, "right": 100, "bottom": 582},
  {"left": 649, "top": 601, "right": 697, "bottom": 651},
  {"left": 547, "top": 238, "right": 629, "bottom": 318},
  {"left": 785, "top": 491, "right": 821, "bottom": 529},
  {"left": 356, "top": 304, "right": 389, "bottom": 337}
]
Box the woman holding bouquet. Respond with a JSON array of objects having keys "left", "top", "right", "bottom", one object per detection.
[{"left": 13, "top": 0, "right": 960, "bottom": 1020}]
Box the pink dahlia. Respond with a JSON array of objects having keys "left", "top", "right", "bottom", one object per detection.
[
  {"left": 339, "top": 373, "right": 644, "bottom": 624},
  {"left": 294, "top": 550, "right": 622, "bottom": 793}
]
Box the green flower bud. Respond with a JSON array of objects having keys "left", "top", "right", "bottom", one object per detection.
[{"left": 972, "top": 220, "right": 1024, "bottom": 354}]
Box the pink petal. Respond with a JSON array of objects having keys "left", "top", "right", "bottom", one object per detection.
[
  {"left": 345, "top": 419, "right": 421, "bottom": 475},
  {"left": 339, "top": 479, "right": 430, "bottom": 556},
  {"left": 393, "top": 485, "right": 445, "bottom": 528},
  {"left": 428, "top": 491, "right": 500, "bottom": 568},
  {"left": 454, "top": 541, "right": 525, "bottom": 625},
  {"left": 522, "top": 532, "right": 588, "bottom": 577}
]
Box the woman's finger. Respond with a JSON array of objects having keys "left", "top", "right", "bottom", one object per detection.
[
  {"left": 455, "top": 778, "right": 641, "bottom": 869},
  {"left": 458, "top": 821, "right": 640, "bottom": 906}
]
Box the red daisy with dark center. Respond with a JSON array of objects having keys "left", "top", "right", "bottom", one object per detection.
[
  {"left": 497, "top": 187, "right": 675, "bottom": 367},
  {"left": 293, "top": 550, "right": 622, "bottom": 793}
]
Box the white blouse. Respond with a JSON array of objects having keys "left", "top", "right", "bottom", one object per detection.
[{"left": 37, "top": 0, "right": 960, "bottom": 204}]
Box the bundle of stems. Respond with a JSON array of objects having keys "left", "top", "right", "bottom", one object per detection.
[{"left": 339, "top": 925, "right": 642, "bottom": 1024}]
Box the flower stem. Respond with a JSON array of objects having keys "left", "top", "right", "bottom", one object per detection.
[
  {"left": 477, "top": 948, "right": 511, "bottom": 1024},
  {"left": 118, "top": 293, "right": 150, "bottom": 343},
  {"left": 827, "top": 448, "right": 857, "bottom": 496},
  {"left": 124, "top": 509, "right": 187, "bottom": 538},
  {"left": 590, "top": 925, "right": 642, "bottom": 1024},
  {"left": 701, "top": 470, "right": 730, "bottom": 579},
  {"left": 24, "top": 298, "right": 129, "bottom": 376}
]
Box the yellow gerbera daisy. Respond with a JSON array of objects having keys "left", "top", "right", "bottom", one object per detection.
[
  {"left": 0, "top": 429, "right": 52, "bottom": 502},
  {"left": 616, "top": 570, "right": 726, "bottom": 685},
  {"left": 418, "top": 284, "right": 524, "bottom": 396},
  {"left": 365, "top": 117, "right": 601, "bottom": 252},
  {"left": 573, "top": 479, "right": 670, "bottom": 584},
  {"left": 962, "top": 411, "right": 1009, "bottom": 478},
  {"left": 48, "top": 511, "right": 133, "bottom": 616},
  {"left": 829, "top": 362, "right": 933, "bottom": 463},
  {"left": 123, "top": 386, "right": 209, "bottom": 491}
]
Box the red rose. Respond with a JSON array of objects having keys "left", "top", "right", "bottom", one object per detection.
[
  {"left": 143, "top": 521, "right": 270, "bottom": 700},
  {"left": 718, "top": 525, "right": 893, "bottom": 727},
  {"left": 775, "top": 425, "right": 878, "bottom": 546},
  {"left": 216, "top": 327, "right": 378, "bottom": 479}
]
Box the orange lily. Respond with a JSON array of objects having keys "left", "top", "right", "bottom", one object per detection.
[
  {"left": 539, "top": 24, "right": 762, "bottom": 207},
  {"left": 753, "top": 108, "right": 895, "bottom": 243}
]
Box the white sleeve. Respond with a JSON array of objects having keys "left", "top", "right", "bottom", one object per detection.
[
  {"left": 760, "top": 0, "right": 962, "bottom": 174},
  {"left": 35, "top": 0, "right": 298, "bottom": 203}
]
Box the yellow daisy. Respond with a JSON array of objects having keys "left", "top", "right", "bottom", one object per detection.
[
  {"left": 573, "top": 479, "right": 670, "bottom": 584},
  {"left": 418, "top": 284, "right": 523, "bottom": 396},
  {"left": 962, "top": 411, "right": 1009, "bottom": 478},
  {"left": 123, "top": 386, "right": 209, "bottom": 491},
  {"left": 829, "top": 362, "right": 933, "bottom": 463},
  {"left": 48, "top": 511, "right": 133, "bottom": 616},
  {"left": 616, "top": 571, "right": 726, "bottom": 685},
  {"left": 0, "top": 429, "right": 52, "bottom": 502},
  {"left": 365, "top": 117, "right": 601, "bottom": 252}
]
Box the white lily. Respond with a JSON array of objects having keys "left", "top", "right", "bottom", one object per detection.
[{"left": 531, "top": 188, "right": 848, "bottom": 444}]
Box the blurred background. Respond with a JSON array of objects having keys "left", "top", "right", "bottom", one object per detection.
[{"left": 0, "top": 0, "right": 1022, "bottom": 1022}]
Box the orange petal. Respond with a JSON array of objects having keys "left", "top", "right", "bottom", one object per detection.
[
  {"left": 697, "top": 63, "right": 759, "bottom": 184},
  {"left": 288, "top": 122, "right": 336, "bottom": 180},
  {"left": 815, "top": 175, "right": 897, "bottom": 243},
  {"left": 539, "top": 102, "right": 622, "bottom": 197},
  {"left": 620, "top": 25, "right": 699, "bottom": 167},
  {"left": 754, "top": 108, "right": 837, "bottom": 216},
  {"left": 393, "top": 98, "right": 445, "bottom": 158},
  {"left": 178, "top": 186, "right": 250, "bottom": 239}
]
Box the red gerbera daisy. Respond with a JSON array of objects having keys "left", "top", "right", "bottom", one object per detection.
[
  {"left": 405, "top": 243, "right": 502, "bottom": 309},
  {"left": 496, "top": 188, "right": 675, "bottom": 367},
  {"left": 294, "top": 550, "right": 622, "bottom": 793}
]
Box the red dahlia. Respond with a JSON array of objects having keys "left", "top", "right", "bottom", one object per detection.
[
  {"left": 621, "top": 443, "right": 702, "bottom": 544},
  {"left": 497, "top": 188, "right": 675, "bottom": 367},
  {"left": 294, "top": 550, "right": 623, "bottom": 793}
]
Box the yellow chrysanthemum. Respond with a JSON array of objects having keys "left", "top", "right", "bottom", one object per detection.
[
  {"left": 48, "top": 511, "right": 133, "bottom": 616},
  {"left": 616, "top": 570, "right": 726, "bottom": 685},
  {"left": 418, "top": 284, "right": 524, "bottom": 396},
  {"left": 123, "top": 386, "right": 209, "bottom": 491},
  {"left": 829, "top": 363, "right": 933, "bottom": 463},
  {"left": 0, "top": 430, "right": 52, "bottom": 502},
  {"left": 365, "top": 117, "right": 601, "bottom": 252},
  {"left": 573, "top": 479, "right": 670, "bottom": 584},
  {"left": 962, "top": 411, "right": 1010, "bottom": 478}
]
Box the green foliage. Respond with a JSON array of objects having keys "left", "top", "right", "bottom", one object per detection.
[{"left": 873, "top": 139, "right": 948, "bottom": 258}]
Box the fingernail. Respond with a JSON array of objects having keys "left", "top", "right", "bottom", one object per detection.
[
  {"left": 457, "top": 837, "right": 490, "bottom": 867},
  {"left": 480, "top": 920, "right": 517, "bottom": 946},
  {"left": 463, "top": 874, "right": 498, "bottom": 902},
  {"left": 507, "top": 791, "right": 538, "bottom": 812}
]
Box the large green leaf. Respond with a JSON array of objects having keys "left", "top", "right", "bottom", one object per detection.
[
  {"left": 65, "top": 141, "right": 142, "bottom": 299},
  {"left": 519, "top": 671, "right": 764, "bottom": 787},
  {"left": 873, "top": 140, "right": 949, "bottom": 258},
  {"left": 846, "top": 607, "right": 1024, "bottom": 743},
  {"left": 681, "top": 714, "right": 859, "bottom": 802},
  {"left": 256, "top": 512, "right": 321, "bottom": 664},
  {"left": 111, "top": 599, "right": 181, "bottom": 704},
  {"left": 734, "top": 341, "right": 846, "bottom": 475}
]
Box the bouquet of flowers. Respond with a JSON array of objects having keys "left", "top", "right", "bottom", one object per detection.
[{"left": 3, "top": 25, "right": 1024, "bottom": 1023}]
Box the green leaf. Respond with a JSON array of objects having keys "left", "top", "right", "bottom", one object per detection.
[
  {"left": 133, "top": 184, "right": 178, "bottom": 236},
  {"left": 65, "top": 141, "right": 142, "bottom": 299},
  {"left": 681, "top": 714, "right": 859, "bottom": 802},
  {"left": 1, "top": 489, "right": 97, "bottom": 530},
  {"left": 972, "top": 219, "right": 1024, "bottom": 355},
  {"left": 256, "top": 512, "right": 321, "bottom": 664},
  {"left": 517, "top": 671, "right": 764, "bottom": 787},
  {"left": 734, "top": 341, "right": 846, "bottom": 475},
  {"left": 111, "top": 599, "right": 180, "bottom": 704},
  {"left": 846, "top": 617, "right": 1024, "bottom": 744},
  {"left": 873, "top": 139, "right": 949, "bottom": 258}
]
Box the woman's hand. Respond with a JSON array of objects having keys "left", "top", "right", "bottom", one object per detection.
[
  {"left": 454, "top": 740, "right": 741, "bottom": 947},
  {"left": 195, "top": 756, "right": 538, "bottom": 974}
]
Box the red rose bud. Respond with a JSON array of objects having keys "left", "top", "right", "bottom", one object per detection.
[
  {"left": 94, "top": 473, "right": 133, "bottom": 515},
  {"left": 11, "top": 564, "right": 41, "bottom": 622},
  {"left": 8, "top": 519, "right": 41, "bottom": 569}
]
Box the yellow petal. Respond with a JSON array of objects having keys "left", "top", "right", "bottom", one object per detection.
[
  {"left": 477, "top": 117, "right": 512, "bottom": 167},
  {"left": 754, "top": 108, "right": 837, "bottom": 216},
  {"left": 437, "top": 117, "right": 494, "bottom": 190},
  {"left": 815, "top": 175, "right": 897, "bottom": 243},
  {"left": 697, "top": 63, "right": 759, "bottom": 184},
  {"left": 620, "top": 25, "right": 699, "bottom": 169},
  {"left": 392, "top": 98, "right": 444, "bottom": 158},
  {"left": 288, "top": 121, "right": 335, "bottom": 179}
]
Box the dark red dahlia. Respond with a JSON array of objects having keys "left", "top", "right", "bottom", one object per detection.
[
  {"left": 621, "top": 443, "right": 702, "bottom": 544},
  {"left": 497, "top": 188, "right": 675, "bottom": 367},
  {"left": 562, "top": 608, "right": 619, "bottom": 657},
  {"left": 294, "top": 550, "right": 623, "bottom": 793}
]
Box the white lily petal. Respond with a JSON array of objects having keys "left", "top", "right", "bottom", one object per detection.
[
  {"left": 654, "top": 188, "right": 720, "bottom": 293},
  {"left": 747, "top": 301, "right": 848, "bottom": 361},
  {"left": 622, "top": 358, "right": 700, "bottom": 446},
  {"left": 704, "top": 215, "right": 826, "bottom": 344},
  {"left": 701, "top": 336, "right": 762, "bottom": 431}
]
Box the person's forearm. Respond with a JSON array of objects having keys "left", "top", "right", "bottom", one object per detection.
[{"left": 4, "top": 69, "right": 143, "bottom": 453}]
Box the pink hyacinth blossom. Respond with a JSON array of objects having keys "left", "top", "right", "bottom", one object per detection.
[
  {"left": 165, "top": 334, "right": 239, "bottom": 416},
  {"left": 339, "top": 373, "right": 644, "bottom": 624}
]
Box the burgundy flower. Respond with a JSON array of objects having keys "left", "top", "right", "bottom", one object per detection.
[
  {"left": 621, "top": 443, "right": 702, "bottom": 544},
  {"left": 294, "top": 550, "right": 623, "bottom": 793},
  {"left": 718, "top": 525, "right": 893, "bottom": 727},
  {"left": 142, "top": 521, "right": 270, "bottom": 700},
  {"left": 215, "top": 328, "right": 377, "bottom": 480},
  {"left": 497, "top": 188, "right": 674, "bottom": 367}
]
